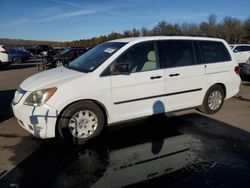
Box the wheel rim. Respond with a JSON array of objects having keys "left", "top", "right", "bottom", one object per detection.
[
  {"left": 14, "top": 57, "right": 21, "bottom": 64},
  {"left": 208, "top": 90, "right": 222, "bottom": 110},
  {"left": 69, "top": 110, "right": 98, "bottom": 138},
  {"left": 56, "top": 61, "right": 63, "bottom": 67}
]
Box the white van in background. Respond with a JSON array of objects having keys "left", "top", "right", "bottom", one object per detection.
[
  {"left": 230, "top": 44, "right": 250, "bottom": 77},
  {"left": 12, "top": 36, "right": 241, "bottom": 144},
  {"left": 0, "top": 45, "right": 10, "bottom": 65},
  {"left": 230, "top": 44, "right": 250, "bottom": 64}
]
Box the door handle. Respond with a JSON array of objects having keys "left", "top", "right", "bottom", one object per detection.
[
  {"left": 150, "top": 76, "right": 162, "bottom": 79},
  {"left": 169, "top": 73, "right": 180, "bottom": 77}
]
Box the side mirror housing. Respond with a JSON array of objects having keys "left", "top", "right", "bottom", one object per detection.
[{"left": 233, "top": 49, "right": 239, "bottom": 53}]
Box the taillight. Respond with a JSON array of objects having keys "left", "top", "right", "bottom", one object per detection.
[
  {"left": 234, "top": 66, "right": 240, "bottom": 75},
  {"left": 0, "top": 47, "right": 9, "bottom": 54}
]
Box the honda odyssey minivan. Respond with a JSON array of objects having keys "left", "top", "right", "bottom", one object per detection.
[{"left": 12, "top": 36, "right": 241, "bottom": 144}]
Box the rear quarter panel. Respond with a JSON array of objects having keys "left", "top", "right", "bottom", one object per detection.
[{"left": 205, "top": 41, "right": 240, "bottom": 99}]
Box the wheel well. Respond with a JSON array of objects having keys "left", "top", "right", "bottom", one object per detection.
[
  {"left": 55, "top": 99, "right": 108, "bottom": 137},
  {"left": 213, "top": 83, "right": 226, "bottom": 97}
]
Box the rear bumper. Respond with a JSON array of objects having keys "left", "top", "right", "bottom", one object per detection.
[
  {"left": 0, "top": 53, "right": 10, "bottom": 64},
  {"left": 225, "top": 74, "right": 241, "bottom": 100}
]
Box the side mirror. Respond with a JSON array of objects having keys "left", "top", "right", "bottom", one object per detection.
[
  {"left": 233, "top": 49, "right": 239, "bottom": 53},
  {"left": 111, "top": 64, "right": 130, "bottom": 75}
]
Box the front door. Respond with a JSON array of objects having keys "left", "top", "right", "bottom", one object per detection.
[{"left": 109, "top": 41, "right": 165, "bottom": 122}]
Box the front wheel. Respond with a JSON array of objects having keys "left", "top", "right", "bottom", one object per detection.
[
  {"left": 199, "top": 85, "right": 225, "bottom": 114},
  {"left": 58, "top": 101, "right": 105, "bottom": 145}
]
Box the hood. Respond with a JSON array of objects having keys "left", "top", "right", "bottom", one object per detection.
[{"left": 20, "top": 66, "right": 85, "bottom": 91}]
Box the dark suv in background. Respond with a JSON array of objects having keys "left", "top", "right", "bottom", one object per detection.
[{"left": 26, "top": 45, "right": 54, "bottom": 56}]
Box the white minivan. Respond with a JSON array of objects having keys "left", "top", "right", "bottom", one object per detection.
[{"left": 12, "top": 36, "right": 241, "bottom": 144}]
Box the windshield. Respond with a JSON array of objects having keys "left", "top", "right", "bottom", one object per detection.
[{"left": 67, "top": 42, "right": 126, "bottom": 72}]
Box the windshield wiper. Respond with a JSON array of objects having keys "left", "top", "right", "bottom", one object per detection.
[
  {"left": 79, "top": 68, "right": 92, "bottom": 73},
  {"left": 65, "top": 65, "right": 91, "bottom": 73}
]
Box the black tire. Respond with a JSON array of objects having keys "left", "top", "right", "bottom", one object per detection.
[
  {"left": 13, "top": 56, "right": 22, "bottom": 64},
  {"left": 199, "top": 85, "right": 225, "bottom": 114},
  {"left": 58, "top": 101, "right": 105, "bottom": 145}
]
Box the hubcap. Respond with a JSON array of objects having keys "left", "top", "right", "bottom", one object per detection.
[
  {"left": 208, "top": 90, "right": 222, "bottom": 110},
  {"left": 56, "top": 61, "right": 63, "bottom": 67},
  {"left": 69, "top": 110, "right": 98, "bottom": 138},
  {"left": 14, "top": 57, "right": 21, "bottom": 64}
]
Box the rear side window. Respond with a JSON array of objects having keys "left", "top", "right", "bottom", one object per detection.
[
  {"left": 199, "top": 41, "right": 231, "bottom": 63},
  {"left": 158, "top": 40, "right": 195, "bottom": 68},
  {"left": 241, "top": 45, "right": 250, "bottom": 52}
]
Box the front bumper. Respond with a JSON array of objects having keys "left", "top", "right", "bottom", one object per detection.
[{"left": 12, "top": 101, "right": 58, "bottom": 139}]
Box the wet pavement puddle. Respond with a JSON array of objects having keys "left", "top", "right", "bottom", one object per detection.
[{"left": 1, "top": 113, "right": 250, "bottom": 188}]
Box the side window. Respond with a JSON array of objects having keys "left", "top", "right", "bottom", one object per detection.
[
  {"left": 162, "top": 40, "right": 195, "bottom": 68},
  {"left": 199, "top": 41, "right": 231, "bottom": 63},
  {"left": 241, "top": 46, "right": 250, "bottom": 52},
  {"left": 113, "top": 42, "right": 158, "bottom": 73}
]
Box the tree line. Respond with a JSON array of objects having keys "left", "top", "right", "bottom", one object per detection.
[
  {"left": 0, "top": 38, "right": 60, "bottom": 47},
  {"left": 1, "top": 14, "right": 250, "bottom": 47},
  {"left": 64, "top": 14, "right": 250, "bottom": 47}
]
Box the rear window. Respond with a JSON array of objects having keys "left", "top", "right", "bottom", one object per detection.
[{"left": 199, "top": 41, "right": 231, "bottom": 63}]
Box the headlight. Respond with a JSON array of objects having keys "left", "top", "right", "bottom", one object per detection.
[{"left": 24, "top": 87, "right": 57, "bottom": 106}]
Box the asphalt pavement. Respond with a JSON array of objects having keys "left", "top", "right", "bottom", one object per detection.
[{"left": 0, "top": 61, "right": 250, "bottom": 188}]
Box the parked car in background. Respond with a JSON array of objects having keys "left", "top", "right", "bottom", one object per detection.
[
  {"left": 0, "top": 45, "right": 10, "bottom": 65},
  {"left": 12, "top": 36, "right": 241, "bottom": 145},
  {"left": 26, "top": 45, "right": 54, "bottom": 56},
  {"left": 230, "top": 44, "right": 250, "bottom": 79},
  {"left": 51, "top": 47, "right": 87, "bottom": 67},
  {"left": 0, "top": 46, "right": 30, "bottom": 65},
  {"left": 53, "top": 47, "right": 67, "bottom": 55},
  {"left": 239, "top": 59, "right": 250, "bottom": 80},
  {"left": 8, "top": 48, "right": 30, "bottom": 64},
  {"left": 230, "top": 44, "right": 250, "bottom": 64}
]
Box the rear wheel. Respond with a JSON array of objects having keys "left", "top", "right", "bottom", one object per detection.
[
  {"left": 199, "top": 85, "right": 225, "bottom": 114},
  {"left": 58, "top": 101, "right": 105, "bottom": 145},
  {"left": 13, "top": 56, "right": 22, "bottom": 64}
]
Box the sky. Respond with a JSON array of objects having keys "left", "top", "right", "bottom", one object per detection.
[{"left": 0, "top": 0, "right": 249, "bottom": 41}]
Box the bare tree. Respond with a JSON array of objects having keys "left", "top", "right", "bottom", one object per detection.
[
  {"left": 219, "top": 16, "right": 243, "bottom": 43},
  {"left": 243, "top": 17, "right": 250, "bottom": 41},
  {"left": 200, "top": 14, "right": 218, "bottom": 37}
]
